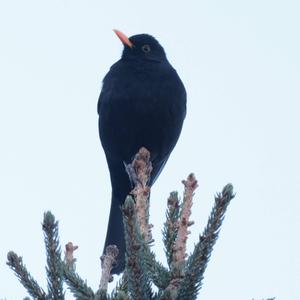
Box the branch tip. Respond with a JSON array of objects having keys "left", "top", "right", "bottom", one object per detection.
[
  {"left": 64, "top": 242, "right": 78, "bottom": 271},
  {"left": 99, "top": 245, "right": 119, "bottom": 291}
]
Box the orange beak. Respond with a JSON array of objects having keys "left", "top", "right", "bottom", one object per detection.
[{"left": 113, "top": 29, "right": 133, "bottom": 48}]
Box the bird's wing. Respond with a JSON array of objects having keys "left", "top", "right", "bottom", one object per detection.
[{"left": 149, "top": 155, "right": 170, "bottom": 186}]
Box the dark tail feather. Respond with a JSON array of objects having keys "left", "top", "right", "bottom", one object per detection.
[{"left": 103, "top": 195, "right": 126, "bottom": 274}]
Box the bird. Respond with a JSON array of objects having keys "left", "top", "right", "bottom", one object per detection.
[{"left": 98, "top": 29, "right": 186, "bottom": 274}]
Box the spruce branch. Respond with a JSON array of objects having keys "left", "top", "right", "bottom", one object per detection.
[
  {"left": 94, "top": 289, "right": 109, "bottom": 300},
  {"left": 112, "top": 291, "right": 129, "bottom": 300},
  {"left": 110, "top": 272, "right": 129, "bottom": 299},
  {"left": 112, "top": 292, "right": 129, "bottom": 300},
  {"left": 7, "top": 147, "right": 239, "bottom": 300},
  {"left": 176, "top": 183, "right": 235, "bottom": 300},
  {"left": 62, "top": 262, "right": 95, "bottom": 299},
  {"left": 252, "top": 298, "right": 276, "bottom": 300},
  {"left": 160, "top": 174, "right": 198, "bottom": 300},
  {"left": 62, "top": 242, "right": 96, "bottom": 299},
  {"left": 128, "top": 147, "right": 153, "bottom": 243},
  {"left": 127, "top": 147, "right": 169, "bottom": 290},
  {"left": 172, "top": 174, "right": 198, "bottom": 271},
  {"left": 99, "top": 245, "right": 119, "bottom": 291},
  {"left": 143, "top": 247, "right": 171, "bottom": 289},
  {"left": 64, "top": 242, "right": 78, "bottom": 271},
  {"left": 163, "top": 192, "right": 180, "bottom": 268},
  {"left": 7, "top": 251, "right": 47, "bottom": 300},
  {"left": 122, "top": 196, "right": 152, "bottom": 300},
  {"left": 42, "top": 211, "right": 64, "bottom": 300}
]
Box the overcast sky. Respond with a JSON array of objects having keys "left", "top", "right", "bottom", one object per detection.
[{"left": 0, "top": 0, "right": 299, "bottom": 299}]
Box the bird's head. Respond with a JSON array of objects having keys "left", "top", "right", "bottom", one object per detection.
[{"left": 113, "top": 29, "right": 167, "bottom": 63}]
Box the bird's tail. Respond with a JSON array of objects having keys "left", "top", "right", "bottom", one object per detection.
[{"left": 103, "top": 194, "right": 126, "bottom": 274}]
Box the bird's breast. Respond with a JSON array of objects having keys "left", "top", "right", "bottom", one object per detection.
[{"left": 99, "top": 61, "right": 186, "bottom": 161}]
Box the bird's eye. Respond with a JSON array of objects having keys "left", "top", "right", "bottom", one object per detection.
[{"left": 141, "top": 44, "right": 151, "bottom": 53}]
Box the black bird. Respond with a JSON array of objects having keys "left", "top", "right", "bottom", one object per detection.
[{"left": 98, "top": 30, "right": 186, "bottom": 274}]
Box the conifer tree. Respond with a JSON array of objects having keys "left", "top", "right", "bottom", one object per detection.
[{"left": 7, "top": 148, "right": 274, "bottom": 299}]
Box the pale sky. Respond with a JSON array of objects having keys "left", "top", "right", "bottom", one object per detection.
[{"left": 0, "top": 1, "right": 299, "bottom": 299}]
